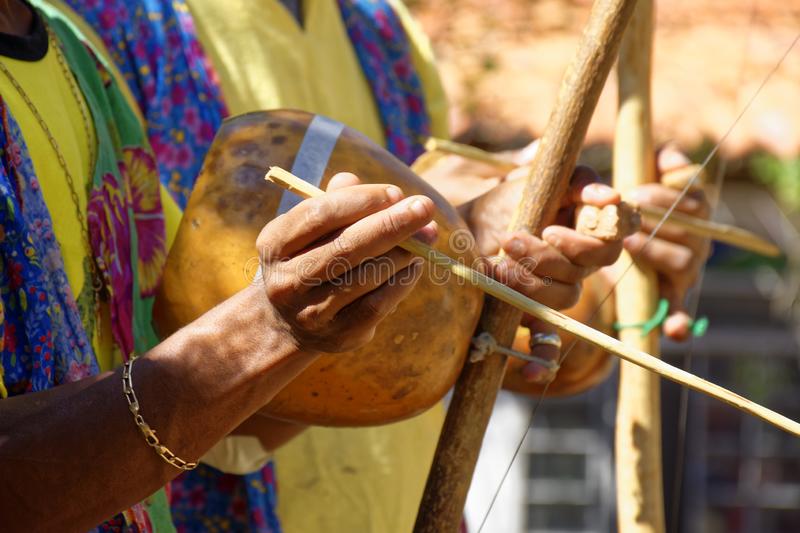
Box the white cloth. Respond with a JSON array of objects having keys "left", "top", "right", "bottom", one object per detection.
[
  {"left": 200, "top": 435, "right": 272, "bottom": 475},
  {"left": 464, "top": 391, "right": 530, "bottom": 533}
]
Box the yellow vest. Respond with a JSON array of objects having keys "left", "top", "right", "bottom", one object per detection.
[{"left": 185, "top": 1, "right": 449, "bottom": 531}]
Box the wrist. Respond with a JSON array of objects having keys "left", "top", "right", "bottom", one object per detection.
[{"left": 148, "top": 283, "right": 319, "bottom": 422}]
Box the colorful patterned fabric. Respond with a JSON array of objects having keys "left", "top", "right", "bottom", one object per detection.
[
  {"left": 64, "top": 0, "right": 430, "bottom": 206},
  {"left": 0, "top": 97, "right": 98, "bottom": 395},
  {"left": 62, "top": 0, "right": 228, "bottom": 209},
  {"left": 170, "top": 462, "right": 281, "bottom": 533},
  {"left": 66, "top": 0, "right": 433, "bottom": 530},
  {"left": 0, "top": 8, "right": 170, "bottom": 531},
  {"left": 337, "top": 0, "right": 431, "bottom": 164}
]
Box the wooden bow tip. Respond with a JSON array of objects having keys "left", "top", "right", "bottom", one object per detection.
[{"left": 575, "top": 203, "right": 641, "bottom": 240}]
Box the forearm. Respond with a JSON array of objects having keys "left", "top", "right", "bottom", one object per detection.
[{"left": 0, "top": 284, "right": 318, "bottom": 531}]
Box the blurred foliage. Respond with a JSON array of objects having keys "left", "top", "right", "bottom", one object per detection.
[{"left": 749, "top": 153, "right": 800, "bottom": 213}]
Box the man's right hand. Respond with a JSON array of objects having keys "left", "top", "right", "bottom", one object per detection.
[
  {"left": 257, "top": 172, "right": 438, "bottom": 353},
  {"left": 0, "top": 173, "right": 436, "bottom": 531}
]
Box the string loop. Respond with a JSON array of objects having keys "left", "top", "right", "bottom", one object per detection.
[{"left": 470, "top": 332, "right": 560, "bottom": 372}]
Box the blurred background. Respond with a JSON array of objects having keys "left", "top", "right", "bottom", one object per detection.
[{"left": 408, "top": 1, "right": 800, "bottom": 532}]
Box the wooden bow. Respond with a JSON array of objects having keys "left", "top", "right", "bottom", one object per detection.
[
  {"left": 613, "top": 2, "right": 665, "bottom": 531},
  {"left": 414, "top": 1, "right": 641, "bottom": 530},
  {"left": 266, "top": 162, "right": 800, "bottom": 442}
]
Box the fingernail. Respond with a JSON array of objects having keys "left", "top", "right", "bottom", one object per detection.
[
  {"left": 386, "top": 186, "right": 403, "bottom": 203},
  {"left": 503, "top": 238, "right": 525, "bottom": 257},
  {"left": 543, "top": 232, "right": 558, "bottom": 247},
  {"left": 682, "top": 196, "right": 700, "bottom": 212},
  {"left": 409, "top": 198, "right": 430, "bottom": 217}
]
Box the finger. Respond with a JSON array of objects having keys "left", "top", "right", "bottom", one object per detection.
[
  {"left": 639, "top": 216, "right": 710, "bottom": 258},
  {"left": 501, "top": 232, "right": 590, "bottom": 284},
  {"left": 576, "top": 183, "right": 621, "bottom": 207},
  {"left": 307, "top": 248, "right": 419, "bottom": 318},
  {"left": 629, "top": 184, "right": 710, "bottom": 219},
  {"left": 530, "top": 279, "right": 581, "bottom": 310},
  {"left": 659, "top": 278, "right": 692, "bottom": 342},
  {"left": 521, "top": 320, "right": 561, "bottom": 383},
  {"left": 656, "top": 144, "right": 691, "bottom": 174},
  {"left": 542, "top": 226, "right": 623, "bottom": 268},
  {"left": 326, "top": 172, "right": 363, "bottom": 191},
  {"left": 492, "top": 257, "right": 580, "bottom": 309},
  {"left": 624, "top": 232, "right": 700, "bottom": 288},
  {"left": 285, "top": 195, "right": 435, "bottom": 283},
  {"left": 259, "top": 183, "right": 405, "bottom": 260},
  {"left": 334, "top": 260, "right": 425, "bottom": 344},
  {"left": 414, "top": 220, "right": 439, "bottom": 246},
  {"left": 562, "top": 166, "right": 606, "bottom": 207},
  {"left": 503, "top": 165, "right": 531, "bottom": 183}
]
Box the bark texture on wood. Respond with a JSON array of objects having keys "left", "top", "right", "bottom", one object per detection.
[
  {"left": 612, "top": 2, "right": 666, "bottom": 532},
  {"left": 414, "top": 1, "right": 641, "bottom": 531}
]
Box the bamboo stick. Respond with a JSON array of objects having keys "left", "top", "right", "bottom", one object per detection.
[
  {"left": 638, "top": 204, "right": 780, "bottom": 257},
  {"left": 613, "top": 3, "right": 665, "bottom": 531},
  {"left": 425, "top": 137, "right": 518, "bottom": 173},
  {"left": 415, "top": 2, "right": 646, "bottom": 529},
  {"left": 266, "top": 166, "right": 800, "bottom": 435},
  {"left": 422, "top": 142, "right": 781, "bottom": 258}
]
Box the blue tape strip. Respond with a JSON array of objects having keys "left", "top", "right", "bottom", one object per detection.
[{"left": 277, "top": 114, "right": 345, "bottom": 214}]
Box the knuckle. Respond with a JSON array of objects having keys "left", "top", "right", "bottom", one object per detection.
[
  {"left": 379, "top": 211, "right": 404, "bottom": 238},
  {"left": 296, "top": 306, "right": 324, "bottom": 330},
  {"left": 265, "top": 272, "right": 294, "bottom": 303},
  {"left": 303, "top": 199, "right": 333, "bottom": 232},
  {"left": 332, "top": 234, "right": 356, "bottom": 256},
  {"left": 256, "top": 223, "right": 279, "bottom": 259},
  {"left": 359, "top": 294, "right": 384, "bottom": 319}
]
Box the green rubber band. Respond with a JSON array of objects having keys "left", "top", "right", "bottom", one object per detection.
[
  {"left": 614, "top": 298, "right": 670, "bottom": 336},
  {"left": 613, "top": 298, "right": 709, "bottom": 338},
  {"left": 690, "top": 316, "right": 709, "bottom": 337}
]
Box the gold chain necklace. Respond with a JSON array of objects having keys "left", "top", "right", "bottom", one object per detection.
[{"left": 0, "top": 24, "right": 108, "bottom": 324}]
